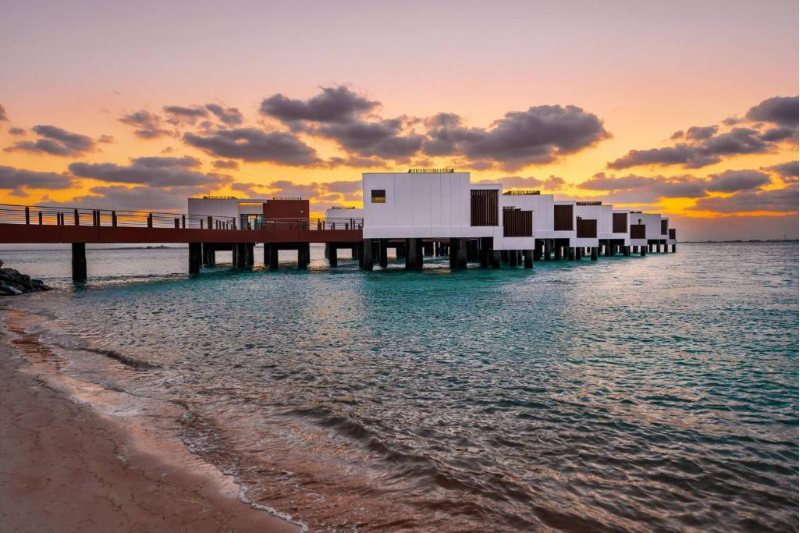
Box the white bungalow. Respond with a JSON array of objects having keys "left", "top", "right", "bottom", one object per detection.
[
  {"left": 187, "top": 196, "right": 267, "bottom": 229},
  {"left": 324, "top": 206, "right": 364, "bottom": 230}
]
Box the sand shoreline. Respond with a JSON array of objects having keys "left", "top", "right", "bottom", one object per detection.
[{"left": 0, "top": 308, "right": 301, "bottom": 533}]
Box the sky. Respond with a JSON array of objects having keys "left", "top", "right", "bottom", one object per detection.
[{"left": 0, "top": 0, "right": 798, "bottom": 240}]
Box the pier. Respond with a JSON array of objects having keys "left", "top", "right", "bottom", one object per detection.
[{"left": 0, "top": 170, "right": 677, "bottom": 283}]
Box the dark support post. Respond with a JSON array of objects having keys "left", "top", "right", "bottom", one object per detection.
[
  {"left": 448, "top": 238, "right": 460, "bottom": 270},
  {"left": 509, "top": 250, "right": 519, "bottom": 267},
  {"left": 328, "top": 244, "right": 338, "bottom": 267},
  {"left": 623, "top": 246, "right": 631, "bottom": 257},
  {"left": 568, "top": 247, "right": 576, "bottom": 261},
  {"left": 298, "top": 243, "right": 310, "bottom": 270},
  {"left": 246, "top": 243, "right": 255, "bottom": 266},
  {"left": 491, "top": 250, "right": 501, "bottom": 269},
  {"left": 523, "top": 250, "right": 533, "bottom": 268},
  {"left": 554, "top": 245, "right": 562, "bottom": 261},
  {"left": 189, "top": 243, "right": 202, "bottom": 274},
  {"left": 406, "top": 238, "right": 422, "bottom": 270},
  {"left": 361, "top": 239, "right": 374, "bottom": 271},
  {"left": 457, "top": 238, "right": 467, "bottom": 269},
  {"left": 379, "top": 239, "right": 388, "bottom": 269},
  {"left": 534, "top": 241, "right": 542, "bottom": 262},
  {"left": 544, "top": 240, "right": 551, "bottom": 261},
  {"left": 479, "top": 237, "right": 491, "bottom": 268},
  {"left": 233, "top": 243, "right": 247, "bottom": 268},
  {"left": 591, "top": 247, "right": 598, "bottom": 261},
  {"left": 500, "top": 251, "right": 509, "bottom": 264},
  {"left": 71, "top": 243, "right": 87, "bottom": 282},
  {"left": 641, "top": 246, "right": 647, "bottom": 257},
  {"left": 672, "top": 244, "right": 677, "bottom": 253},
  {"left": 268, "top": 244, "right": 280, "bottom": 270}
]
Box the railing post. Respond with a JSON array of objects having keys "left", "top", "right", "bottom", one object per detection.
[
  {"left": 200, "top": 219, "right": 204, "bottom": 230},
  {"left": 74, "top": 209, "right": 80, "bottom": 226},
  {"left": 112, "top": 211, "right": 117, "bottom": 227},
  {"left": 38, "top": 212, "right": 42, "bottom": 225},
  {"left": 147, "top": 213, "right": 153, "bottom": 228},
  {"left": 181, "top": 215, "right": 186, "bottom": 228},
  {"left": 207, "top": 216, "right": 212, "bottom": 230},
  {"left": 175, "top": 217, "right": 179, "bottom": 228},
  {"left": 25, "top": 207, "right": 30, "bottom": 225}
]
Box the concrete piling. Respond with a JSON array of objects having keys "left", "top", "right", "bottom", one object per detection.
[
  {"left": 189, "top": 242, "right": 202, "bottom": 274},
  {"left": 71, "top": 243, "right": 87, "bottom": 282},
  {"left": 523, "top": 250, "right": 533, "bottom": 268},
  {"left": 379, "top": 239, "right": 388, "bottom": 268},
  {"left": 298, "top": 243, "right": 310, "bottom": 269},
  {"left": 360, "top": 239, "right": 374, "bottom": 270},
  {"left": 591, "top": 247, "right": 598, "bottom": 261}
]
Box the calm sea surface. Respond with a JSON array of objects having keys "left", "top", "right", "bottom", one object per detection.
[{"left": 4, "top": 243, "right": 798, "bottom": 531}]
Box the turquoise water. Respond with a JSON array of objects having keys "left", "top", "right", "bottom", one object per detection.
[{"left": 4, "top": 243, "right": 798, "bottom": 531}]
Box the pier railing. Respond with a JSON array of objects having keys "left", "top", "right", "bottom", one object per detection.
[{"left": 0, "top": 204, "right": 363, "bottom": 232}]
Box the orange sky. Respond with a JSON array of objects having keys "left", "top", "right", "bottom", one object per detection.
[{"left": 1, "top": 1, "right": 797, "bottom": 239}]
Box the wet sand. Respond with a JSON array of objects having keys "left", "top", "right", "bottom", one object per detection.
[{"left": 0, "top": 316, "right": 300, "bottom": 533}]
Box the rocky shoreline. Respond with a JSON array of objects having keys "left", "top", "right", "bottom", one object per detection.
[{"left": 0, "top": 261, "right": 51, "bottom": 296}]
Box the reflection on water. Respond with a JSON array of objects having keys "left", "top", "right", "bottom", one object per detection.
[{"left": 5, "top": 243, "right": 798, "bottom": 531}]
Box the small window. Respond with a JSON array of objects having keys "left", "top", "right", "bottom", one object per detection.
[{"left": 371, "top": 189, "right": 386, "bottom": 203}]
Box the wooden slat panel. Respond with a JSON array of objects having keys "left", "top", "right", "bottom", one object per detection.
[
  {"left": 577, "top": 218, "right": 597, "bottom": 238},
  {"left": 470, "top": 190, "right": 498, "bottom": 226},
  {"left": 503, "top": 208, "right": 533, "bottom": 237},
  {"left": 554, "top": 205, "right": 573, "bottom": 231},
  {"left": 613, "top": 213, "right": 627, "bottom": 233},
  {"left": 630, "top": 224, "right": 646, "bottom": 239}
]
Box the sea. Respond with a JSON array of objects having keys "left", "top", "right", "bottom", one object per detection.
[{"left": 3, "top": 242, "right": 798, "bottom": 532}]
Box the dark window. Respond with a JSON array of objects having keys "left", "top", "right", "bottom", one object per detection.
[
  {"left": 577, "top": 218, "right": 597, "bottom": 238},
  {"left": 371, "top": 189, "right": 386, "bottom": 203},
  {"left": 470, "top": 190, "right": 499, "bottom": 226},
  {"left": 503, "top": 207, "right": 533, "bottom": 237},
  {"left": 554, "top": 205, "right": 573, "bottom": 231},
  {"left": 613, "top": 213, "right": 627, "bottom": 233},
  {"left": 661, "top": 220, "right": 668, "bottom": 235},
  {"left": 669, "top": 229, "right": 676, "bottom": 239}
]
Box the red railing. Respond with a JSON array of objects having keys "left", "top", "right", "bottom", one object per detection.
[{"left": 0, "top": 204, "right": 362, "bottom": 232}]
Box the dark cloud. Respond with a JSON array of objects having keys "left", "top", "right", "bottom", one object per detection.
[
  {"left": 45, "top": 184, "right": 215, "bottom": 212},
  {"left": 424, "top": 105, "right": 610, "bottom": 170},
  {"left": 324, "top": 180, "right": 361, "bottom": 194},
  {"left": 260, "top": 86, "right": 379, "bottom": 124},
  {"left": 0, "top": 165, "right": 74, "bottom": 196},
  {"left": 685, "top": 125, "right": 719, "bottom": 140},
  {"left": 68, "top": 156, "right": 228, "bottom": 188},
  {"left": 163, "top": 105, "right": 208, "bottom": 126},
  {"left": 608, "top": 96, "right": 798, "bottom": 170},
  {"left": 764, "top": 160, "right": 799, "bottom": 183},
  {"left": 119, "top": 110, "right": 173, "bottom": 139},
  {"left": 691, "top": 184, "right": 798, "bottom": 214},
  {"left": 318, "top": 119, "right": 425, "bottom": 160},
  {"left": 745, "top": 96, "right": 799, "bottom": 127},
  {"left": 580, "top": 173, "right": 708, "bottom": 203},
  {"left": 231, "top": 179, "right": 362, "bottom": 209},
  {"left": 608, "top": 128, "right": 772, "bottom": 170},
  {"left": 5, "top": 125, "right": 96, "bottom": 156},
  {"left": 0, "top": 104, "right": 7, "bottom": 122},
  {"left": 212, "top": 159, "right": 239, "bottom": 170},
  {"left": 8, "top": 127, "right": 25, "bottom": 136},
  {"left": 479, "top": 175, "right": 566, "bottom": 191},
  {"left": 323, "top": 156, "right": 384, "bottom": 168},
  {"left": 97, "top": 134, "right": 114, "bottom": 143},
  {"left": 205, "top": 104, "right": 244, "bottom": 126},
  {"left": 705, "top": 170, "right": 771, "bottom": 193},
  {"left": 183, "top": 128, "right": 320, "bottom": 165}
]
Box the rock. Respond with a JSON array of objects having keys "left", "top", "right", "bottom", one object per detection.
[{"left": 0, "top": 266, "right": 51, "bottom": 296}]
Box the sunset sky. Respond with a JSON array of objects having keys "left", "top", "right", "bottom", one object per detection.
[{"left": 1, "top": 0, "right": 797, "bottom": 240}]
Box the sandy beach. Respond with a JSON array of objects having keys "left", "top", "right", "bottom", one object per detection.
[{"left": 0, "top": 312, "right": 300, "bottom": 533}]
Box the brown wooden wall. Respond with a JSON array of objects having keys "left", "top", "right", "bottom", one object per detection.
[
  {"left": 630, "top": 224, "right": 646, "bottom": 239},
  {"left": 503, "top": 207, "right": 533, "bottom": 237},
  {"left": 613, "top": 213, "right": 627, "bottom": 233},
  {"left": 471, "top": 190, "right": 499, "bottom": 226},
  {"left": 554, "top": 205, "right": 573, "bottom": 231},
  {"left": 669, "top": 228, "right": 676, "bottom": 239},
  {"left": 576, "top": 218, "right": 597, "bottom": 238}
]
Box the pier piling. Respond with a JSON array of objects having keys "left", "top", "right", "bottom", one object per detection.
[
  {"left": 189, "top": 243, "right": 202, "bottom": 274},
  {"left": 71, "top": 243, "right": 87, "bottom": 282}
]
